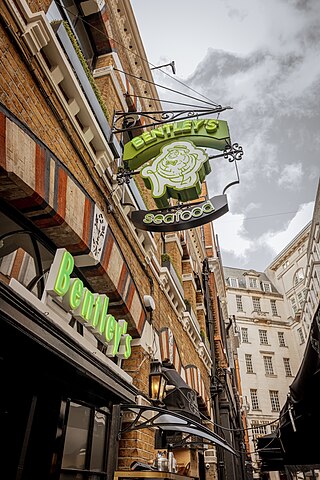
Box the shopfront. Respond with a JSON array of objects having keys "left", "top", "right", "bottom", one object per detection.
[{"left": 0, "top": 201, "right": 137, "bottom": 480}]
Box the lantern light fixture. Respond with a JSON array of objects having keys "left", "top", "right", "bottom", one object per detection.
[{"left": 149, "top": 360, "right": 167, "bottom": 404}]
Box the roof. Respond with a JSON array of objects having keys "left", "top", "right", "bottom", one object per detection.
[{"left": 223, "top": 266, "right": 280, "bottom": 293}]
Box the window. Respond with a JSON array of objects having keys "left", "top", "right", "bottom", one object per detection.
[
  {"left": 297, "top": 291, "right": 305, "bottom": 309},
  {"left": 249, "top": 277, "right": 259, "bottom": 289},
  {"left": 263, "top": 356, "right": 274, "bottom": 375},
  {"left": 245, "top": 354, "right": 254, "bottom": 373},
  {"left": 60, "top": 401, "right": 110, "bottom": 478},
  {"left": 241, "top": 327, "right": 249, "bottom": 343},
  {"left": 270, "top": 299, "right": 278, "bottom": 316},
  {"left": 293, "top": 268, "right": 304, "bottom": 286},
  {"left": 290, "top": 296, "right": 298, "bottom": 314},
  {"left": 228, "top": 277, "right": 238, "bottom": 288},
  {"left": 283, "top": 358, "right": 292, "bottom": 376},
  {"left": 262, "top": 282, "right": 271, "bottom": 292},
  {"left": 251, "top": 421, "right": 267, "bottom": 437},
  {"left": 269, "top": 390, "right": 281, "bottom": 412},
  {"left": 253, "top": 297, "right": 261, "bottom": 313},
  {"left": 250, "top": 389, "right": 260, "bottom": 410},
  {"left": 297, "top": 327, "right": 305, "bottom": 344},
  {"left": 236, "top": 295, "right": 243, "bottom": 312},
  {"left": 282, "top": 260, "right": 289, "bottom": 270},
  {"left": 278, "top": 332, "right": 286, "bottom": 347},
  {"left": 259, "top": 329, "right": 268, "bottom": 345}
]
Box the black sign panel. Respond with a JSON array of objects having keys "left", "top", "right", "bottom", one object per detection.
[{"left": 130, "top": 195, "right": 229, "bottom": 232}]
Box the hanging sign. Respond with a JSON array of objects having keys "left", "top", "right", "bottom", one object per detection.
[
  {"left": 140, "top": 140, "right": 210, "bottom": 208},
  {"left": 123, "top": 118, "right": 230, "bottom": 170},
  {"left": 130, "top": 195, "right": 228, "bottom": 232},
  {"left": 42, "top": 249, "right": 132, "bottom": 359}
]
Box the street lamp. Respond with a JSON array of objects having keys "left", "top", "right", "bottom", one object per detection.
[{"left": 149, "top": 360, "right": 167, "bottom": 403}]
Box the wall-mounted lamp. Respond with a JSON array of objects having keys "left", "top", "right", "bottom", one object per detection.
[
  {"left": 149, "top": 360, "right": 167, "bottom": 403},
  {"left": 151, "top": 61, "right": 176, "bottom": 75}
]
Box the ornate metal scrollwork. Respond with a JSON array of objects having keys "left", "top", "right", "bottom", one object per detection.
[
  {"left": 223, "top": 143, "right": 244, "bottom": 162},
  {"left": 112, "top": 106, "right": 230, "bottom": 133}
]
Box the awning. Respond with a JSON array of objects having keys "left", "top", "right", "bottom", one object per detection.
[
  {"left": 120, "top": 404, "right": 237, "bottom": 455},
  {"left": 256, "top": 433, "right": 284, "bottom": 471}
]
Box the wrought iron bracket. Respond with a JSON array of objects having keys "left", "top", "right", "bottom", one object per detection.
[{"left": 112, "top": 106, "right": 232, "bottom": 134}]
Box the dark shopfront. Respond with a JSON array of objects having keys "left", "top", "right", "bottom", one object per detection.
[
  {"left": 1, "top": 282, "right": 137, "bottom": 480},
  {"left": 0, "top": 204, "right": 137, "bottom": 480}
]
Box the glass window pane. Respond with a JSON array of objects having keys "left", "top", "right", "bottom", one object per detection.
[
  {"left": 90, "top": 411, "right": 107, "bottom": 471},
  {"left": 60, "top": 473, "right": 85, "bottom": 480},
  {"left": 62, "top": 403, "right": 90, "bottom": 470}
]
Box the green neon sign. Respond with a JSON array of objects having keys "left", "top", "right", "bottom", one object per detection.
[
  {"left": 123, "top": 118, "right": 230, "bottom": 170},
  {"left": 141, "top": 140, "right": 210, "bottom": 208},
  {"left": 44, "top": 249, "right": 132, "bottom": 359}
]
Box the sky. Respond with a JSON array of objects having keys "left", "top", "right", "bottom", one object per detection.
[{"left": 130, "top": 0, "right": 320, "bottom": 271}]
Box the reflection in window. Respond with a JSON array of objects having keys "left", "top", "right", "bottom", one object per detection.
[
  {"left": 0, "top": 210, "right": 54, "bottom": 298},
  {"left": 62, "top": 403, "right": 90, "bottom": 469},
  {"left": 60, "top": 401, "right": 109, "bottom": 479},
  {"left": 91, "top": 411, "right": 107, "bottom": 470}
]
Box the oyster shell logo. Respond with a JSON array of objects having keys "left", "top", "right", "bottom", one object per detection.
[{"left": 141, "top": 141, "right": 210, "bottom": 207}]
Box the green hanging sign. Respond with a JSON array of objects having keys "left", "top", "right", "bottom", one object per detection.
[
  {"left": 123, "top": 118, "right": 230, "bottom": 169},
  {"left": 123, "top": 118, "right": 230, "bottom": 208}
]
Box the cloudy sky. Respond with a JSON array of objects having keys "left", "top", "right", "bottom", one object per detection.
[{"left": 131, "top": 0, "right": 320, "bottom": 271}]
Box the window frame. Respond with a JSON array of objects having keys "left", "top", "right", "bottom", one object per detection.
[
  {"left": 259, "top": 329, "right": 268, "bottom": 345},
  {"left": 263, "top": 355, "right": 275, "bottom": 376},
  {"left": 245, "top": 354, "right": 254, "bottom": 373},
  {"left": 269, "top": 390, "right": 281, "bottom": 412},
  {"left": 250, "top": 389, "right": 260, "bottom": 410},
  {"left": 59, "top": 399, "right": 111, "bottom": 478},
  {"left": 252, "top": 296, "right": 262, "bottom": 313},
  {"left": 283, "top": 358, "right": 292, "bottom": 376},
  {"left": 236, "top": 294, "right": 243, "bottom": 312},
  {"left": 248, "top": 277, "right": 259, "bottom": 289},
  {"left": 241, "top": 327, "right": 249, "bottom": 343},
  {"left": 278, "top": 332, "right": 286, "bottom": 347}
]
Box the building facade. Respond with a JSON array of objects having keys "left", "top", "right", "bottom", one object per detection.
[
  {"left": 223, "top": 267, "right": 302, "bottom": 479},
  {"left": 0, "top": 1, "right": 244, "bottom": 479}
]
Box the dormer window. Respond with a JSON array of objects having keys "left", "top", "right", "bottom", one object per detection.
[
  {"left": 262, "top": 282, "right": 271, "bottom": 292},
  {"left": 228, "top": 277, "right": 239, "bottom": 288},
  {"left": 248, "top": 277, "right": 259, "bottom": 289}
]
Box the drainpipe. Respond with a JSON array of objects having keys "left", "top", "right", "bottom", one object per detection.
[{"left": 202, "top": 258, "right": 224, "bottom": 479}]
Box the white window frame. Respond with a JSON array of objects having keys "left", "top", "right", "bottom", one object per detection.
[
  {"left": 236, "top": 295, "right": 243, "bottom": 312},
  {"left": 228, "top": 277, "right": 239, "bottom": 288},
  {"left": 269, "top": 390, "right": 281, "bottom": 412},
  {"left": 250, "top": 389, "right": 260, "bottom": 410},
  {"left": 263, "top": 355, "right": 274, "bottom": 375},
  {"left": 278, "top": 332, "right": 286, "bottom": 347},
  {"left": 249, "top": 277, "right": 259, "bottom": 289},
  {"left": 253, "top": 297, "right": 261, "bottom": 313},
  {"left": 262, "top": 282, "right": 271, "bottom": 292},
  {"left": 270, "top": 299, "right": 278, "bottom": 316},
  {"left": 245, "top": 354, "right": 254, "bottom": 373},
  {"left": 241, "top": 327, "right": 249, "bottom": 343},
  {"left": 259, "top": 329, "right": 268, "bottom": 345},
  {"left": 283, "top": 358, "right": 292, "bottom": 376}
]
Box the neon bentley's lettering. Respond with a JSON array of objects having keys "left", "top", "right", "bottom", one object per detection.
[{"left": 45, "top": 249, "right": 132, "bottom": 358}]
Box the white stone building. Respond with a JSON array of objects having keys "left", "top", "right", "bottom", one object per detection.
[
  {"left": 223, "top": 266, "right": 302, "bottom": 478},
  {"left": 266, "top": 223, "right": 311, "bottom": 358}
]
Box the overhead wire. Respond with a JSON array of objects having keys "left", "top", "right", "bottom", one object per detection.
[
  {"left": 113, "top": 68, "right": 223, "bottom": 108},
  {"left": 54, "top": 0, "right": 223, "bottom": 108}
]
